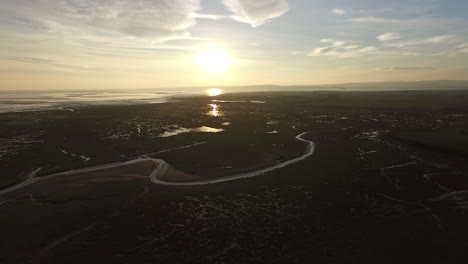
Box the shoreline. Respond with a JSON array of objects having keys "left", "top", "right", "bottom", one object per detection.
[
  {"left": 0, "top": 90, "right": 205, "bottom": 114},
  {"left": 3, "top": 84, "right": 468, "bottom": 114}
]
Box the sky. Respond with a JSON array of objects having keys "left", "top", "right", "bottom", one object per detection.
[{"left": 1, "top": 0, "right": 468, "bottom": 90}]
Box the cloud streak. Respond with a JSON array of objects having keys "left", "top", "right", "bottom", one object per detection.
[
  {"left": 1, "top": 56, "right": 106, "bottom": 72},
  {"left": 348, "top": 16, "right": 402, "bottom": 24},
  {"left": 332, "top": 9, "right": 346, "bottom": 16},
  {"left": 386, "top": 35, "right": 457, "bottom": 48},
  {"left": 377, "top": 32, "right": 401, "bottom": 41},
  {"left": 222, "top": 0, "right": 289, "bottom": 27},
  {"left": 0, "top": 0, "right": 202, "bottom": 42},
  {"left": 308, "top": 39, "right": 379, "bottom": 58},
  {"left": 457, "top": 42, "right": 468, "bottom": 53},
  {"left": 379, "top": 66, "right": 436, "bottom": 71},
  {"left": 347, "top": 16, "right": 453, "bottom": 29}
]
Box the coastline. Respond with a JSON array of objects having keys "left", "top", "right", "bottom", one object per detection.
[{"left": 0, "top": 88, "right": 205, "bottom": 114}]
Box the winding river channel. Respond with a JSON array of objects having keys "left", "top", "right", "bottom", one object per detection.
[
  {"left": 150, "top": 132, "right": 315, "bottom": 185},
  {"left": 0, "top": 132, "right": 315, "bottom": 195}
]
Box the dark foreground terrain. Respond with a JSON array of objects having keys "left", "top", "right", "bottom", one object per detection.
[{"left": 1, "top": 90, "right": 468, "bottom": 263}]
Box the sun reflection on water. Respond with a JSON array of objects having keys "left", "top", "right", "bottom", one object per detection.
[
  {"left": 207, "top": 88, "right": 222, "bottom": 97},
  {"left": 207, "top": 104, "right": 223, "bottom": 117}
]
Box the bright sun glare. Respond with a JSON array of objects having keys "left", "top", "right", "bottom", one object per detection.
[
  {"left": 207, "top": 88, "right": 222, "bottom": 96},
  {"left": 195, "top": 48, "right": 233, "bottom": 74}
]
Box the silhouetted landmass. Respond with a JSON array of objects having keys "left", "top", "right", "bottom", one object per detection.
[
  {"left": 393, "top": 130, "right": 468, "bottom": 156},
  {"left": 1, "top": 89, "right": 468, "bottom": 264},
  {"left": 212, "top": 80, "right": 468, "bottom": 93}
]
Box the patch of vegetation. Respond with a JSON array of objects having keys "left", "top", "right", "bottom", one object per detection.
[{"left": 393, "top": 130, "right": 468, "bottom": 156}]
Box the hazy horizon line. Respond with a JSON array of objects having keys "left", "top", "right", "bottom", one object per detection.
[{"left": 2, "top": 79, "right": 468, "bottom": 92}]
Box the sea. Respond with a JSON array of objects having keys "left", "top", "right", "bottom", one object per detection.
[
  {"left": 0, "top": 88, "right": 210, "bottom": 113},
  {"left": 2, "top": 83, "right": 426, "bottom": 113}
]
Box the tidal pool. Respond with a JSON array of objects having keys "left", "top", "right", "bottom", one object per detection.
[{"left": 159, "top": 126, "right": 225, "bottom": 137}]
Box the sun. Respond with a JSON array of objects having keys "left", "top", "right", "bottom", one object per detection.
[{"left": 194, "top": 47, "right": 233, "bottom": 74}]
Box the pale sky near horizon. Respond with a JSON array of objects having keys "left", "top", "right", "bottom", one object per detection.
[{"left": 1, "top": 0, "right": 468, "bottom": 90}]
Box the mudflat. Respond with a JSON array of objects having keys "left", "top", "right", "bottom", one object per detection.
[{"left": 1, "top": 90, "right": 468, "bottom": 263}]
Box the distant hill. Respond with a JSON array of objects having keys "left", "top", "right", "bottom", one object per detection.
[
  {"left": 319, "top": 80, "right": 468, "bottom": 91},
  {"left": 213, "top": 80, "right": 468, "bottom": 92}
]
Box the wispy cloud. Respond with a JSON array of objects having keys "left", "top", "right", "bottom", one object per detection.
[
  {"left": 0, "top": 0, "right": 202, "bottom": 42},
  {"left": 379, "top": 66, "right": 436, "bottom": 71},
  {"left": 1, "top": 56, "right": 106, "bottom": 72},
  {"left": 386, "top": 35, "right": 458, "bottom": 48},
  {"left": 402, "top": 52, "right": 421, "bottom": 56},
  {"left": 457, "top": 42, "right": 468, "bottom": 53},
  {"left": 332, "top": 9, "right": 346, "bottom": 16},
  {"left": 347, "top": 16, "right": 453, "bottom": 29},
  {"left": 222, "top": 0, "right": 289, "bottom": 27},
  {"left": 308, "top": 39, "right": 379, "bottom": 58},
  {"left": 193, "top": 13, "right": 225, "bottom": 20},
  {"left": 377, "top": 32, "right": 401, "bottom": 41},
  {"left": 348, "top": 16, "right": 401, "bottom": 23},
  {"left": 306, "top": 33, "right": 460, "bottom": 59},
  {"left": 426, "top": 35, "right": 458, "bottom": 43}
]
